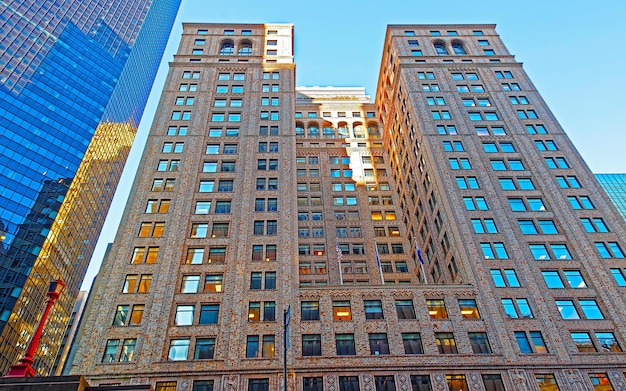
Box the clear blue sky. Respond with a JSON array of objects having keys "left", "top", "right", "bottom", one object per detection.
[{"left": 81, "top": 0, "right": 626, "bottom": 289}]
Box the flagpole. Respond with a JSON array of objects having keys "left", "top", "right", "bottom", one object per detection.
[
  {"left": 336, "top": 242, "right": 344, "bottom": 285},
  {"left": 415, "top": 239, "right": 428, "bottom": 284},
  {"left": 374, "top": 241, "right": 385, "bottom": 285}
]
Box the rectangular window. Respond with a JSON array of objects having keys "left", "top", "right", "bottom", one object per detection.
[
  {"left": 435, "top": 332, "right": 458, "bottom": 354},
  {"left": 302, "top": 334, "right": 322, "bottom": 356},
  {"left": 369, "top": 333, "right": 390, "bottom": 355},
  {"left": 301, "top": 301, "right": 320, "bottom": 321},
  {"left": 336, "top": 333, "right": 356, "bottom": 356},
  {"left": 364, "top": 300, "right": 384, "bottom": 319},
  {"left": 402, "top": 333, "right": 424, "bottom": 354},
  {"left": 468, "top": 332, "right": 492, "bottom": 353},
  {"left": 395, "top": 299, "right": 416, "bottom": 319}
]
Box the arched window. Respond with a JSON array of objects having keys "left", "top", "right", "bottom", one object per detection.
[
  {"left": 219, "top": 41, "right": 234, "bottom": 55},
  {"left": 322, "top": 121, "right": 335, "bottom": 138},
  {"left": 337, "top": 122, "right": 349, "bottom": 137},
  {"left": 433, "top": 42, "right": 448, "bottom": 55},
  {"left": 452, "top": 42, "right": 467, "bottom": 55},
  {"left": 353, "top": 122, "right": 365, "bottom": 138},
  {"left": 295, "top": 122, "right": 305, "bottom": 137},
  {"left": 307, "top": 123, "right": 319, "bottom": 138},
  {"left": 367, "top": 123, "right": 380, "bottom": 137},
  {"left": 238, "top": 41, "right": 252, "bottom": 56}
]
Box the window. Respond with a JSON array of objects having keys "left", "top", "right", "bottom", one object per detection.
[
  {"left": 190, "top": 223, "right": 208, "bottom": 238},
  {"left": 186, "top": 248, "right": 205, "bottom": 264},
  {"left": 302, "top": 334, "right": 322, "bottom": 356},
  {"left": 556, "top": 175, "right": 581, "bottom": 188},
  {"left": 588, "top": 373, "right": 614, "bottom": 390},
  {"left": 303, "top": 378, "right": 323, "bottom": 391},
  {"left": 595, "top": 331, "right": 622, "bottom": 352},
  {"left": 501, "top": 298, "right": 533, "bottom": 318},
  {"left": 204, "top": 274, "right": 223, "bottom": 292},
  {"left": 517, "top": 109, "right": 538, "bottom": 119},
  {"left": 333, "top": 300, "right": 351, "bottom": 320},
  {"left": 611, "top": 268, "right": 626, "bottom": 286},
  {"left": 193, "top": 338, "right": 215, "bottom": 360},
  {"left": 301, "top": 301, "right": 319, "bottom": 321},
  {"left": 199, "top": 304, "right": 219, "bottom": 325},
  {"left": 471, "top": 218, "right": 498, "bottom": 233},
  {"left": 469, "top": 332, "right": 492, "bottom": 353},
  {"left": 545, "top": 157, "right": 570, "bottom": 169},
  {"left": 181, "top": 275, "right": 200, "bottom": 293},
  {"left": 499, "top": 177, "right": 534, "bottom": 190},
  {"left": 168, "top": 339, "right": 190, "bottom": 361},
  {"left": 339, "top": 376, "right": 359, "bottom": 391},
  {"left": 198, "top": 180, "right": 215, "bottom": 193},
  {"left": 491, "top": 269, "right": 520, "bottom": 287},
  {"left": 502, "top": 82, "right": 521, "bottom": 91},
  {"left": 456, "top": 176, "right": 479, "bottom": 189},
  {"left": 364, "top": 300, "right": 384, "bottom": 319},
  {"left": 449, "top": 158, "right": 471, "bottom": 170},
  {"left": 595, "top": 242, "right": 624, "bottom": 258},
  {"left": 495, "top": 70, "right": 514, "bottom": 79},
  {"left": 463, "top": 197, "right": 488, "bottom": 211},
  {"left": 102, "top": 339, "right": 120, "bottom": 362},
  {"left": 515, "top": 331, "right": 548, "bottom": 354},
  {"left": 336, "top": 334, "right": 356, "bottom": 355},
  {"left": 427, "top": 299, "right": 447, "bottom": 319},
  {"left": 480, "top": 242, "right": 508, "bottom": 259},
  {"left": 431, "top": 110, "right": 451, "bottom": 120},
  {"left": 435, "top": 332, "right": 457, "bottom": 354},
  {"left": 175, "top": 305, "right": 194, "bottom": 326},
  {"left": 214, "top": 201, "right": 231, "bottom": 214},
  {"left": 555, "top": 300, "right": 579, "bottom": 319},
  {"left": 369, "top": 333, "right": 390, "bottom": 355},
  {"left": 442, "top": 140, "right": 464, "bottom": 152},
  {"left": 434, "top": 42, "right": 448, "bottom": 55},
  {"left": 410, "top": 375, "right": 432, "bottom": 391},
  {"left": 459, "top": 299, "right": 480, "bottom": 319},
  {"left": 248, "top": 379, "right": 269, "bottom": 391},
  {"left": 452, "top": 43, "right": 466, "bottom": 55},
  {"left": 534, "top": 374, "right": 559, "bottom": 391},
  {"left": 395, "top": 299, "right": 416, "bottom": 319}
]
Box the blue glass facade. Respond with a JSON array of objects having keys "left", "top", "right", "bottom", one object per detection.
[
  {"left": 0, "top": 0, "right": 180, "bottom": 374},
  {"left": 596, "top": 174, "right": 626, "bottom": 221}
]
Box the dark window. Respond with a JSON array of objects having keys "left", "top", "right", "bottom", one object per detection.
[
  {"left": 375, "top": 376, "right": 396, "bottom": 391},
  {"left": 364, "top": 300, "right": 384, "bottom": 319},
  {"left": 410, "top": 375, "right": 432, "bottom": 391},
  {"left": 303, "top": 377, "right": 324, "bottom": 391},
  {"left": 395, "top": 300, "right": 416, "bottom": 319},
  {"left": 402, "top": 333, "right": 424, "bottom": 354},
  {"left": 302, "top": 334, "right": 322, "bottom": 356},
  {"left": 336, "top": 334, "right": 356, "bottom": 355},
  {"left": 301, "top": 301, "right": 320, "bottom": 321},
  {"left": 369, "top": 333, "right": 390, "bottom": 355},
  {"left": 482, "top": 375, "right": 505, "bottom": 391},
  {"left": 468, "top": 332, "right": 492, "bottom": 353},
  {"left": 339, "top": 377, "right": 360, "bottom": 391},
  {"left": 248, "top": 379, "right": 269, "bottom": 391}
]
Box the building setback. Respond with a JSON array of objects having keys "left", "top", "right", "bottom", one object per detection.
[
  {"left": 73, "top": 23, "right": 626, "bottom": 391},
  {"left": 0, "top": 0, "right": 180, "bottom": 375}
]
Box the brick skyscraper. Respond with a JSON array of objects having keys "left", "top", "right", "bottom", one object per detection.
[{"left": 73, "top": 24, "right": 626, "bottom": 391}]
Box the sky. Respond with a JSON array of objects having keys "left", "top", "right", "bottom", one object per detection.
[{"left": 81, "top": 0, "right": 626, "bottom": 290}]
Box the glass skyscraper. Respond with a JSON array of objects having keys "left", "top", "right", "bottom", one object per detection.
[
  {"left": 0, "top": 0, "right": 180, "bottom": 374},
  {"left": 596, "top": 174, "right": 626, "bottom": 221}
]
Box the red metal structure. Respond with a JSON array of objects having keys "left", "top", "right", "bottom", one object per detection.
[{"left": 4, "top": 279, "right": 66, "bottom": 377}]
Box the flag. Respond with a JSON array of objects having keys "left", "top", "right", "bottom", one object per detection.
[
  {"left": 336, "top": 242, "right": 344, "bottom": 285},
  {"left": 374, "top": 242, "right": 385, "bottom": 284},
  {"left": 417, "top": 248, "right": 425, "bottom": 265}
]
